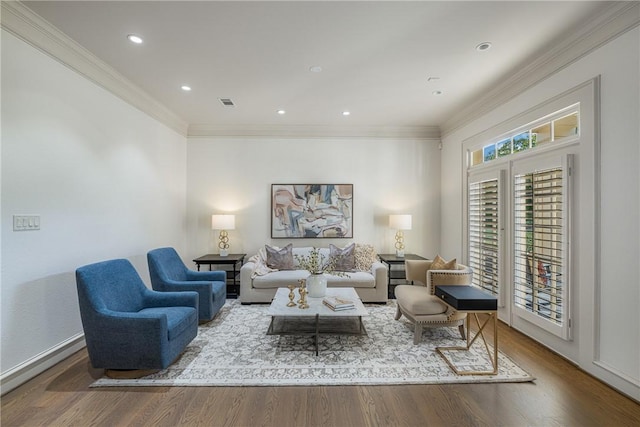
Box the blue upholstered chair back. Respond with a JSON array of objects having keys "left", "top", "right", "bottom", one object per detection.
[
  {"left": 148, "top": 247, "right": 226, "bottom": 322},
  {"left": 148, "top": 247, "right": 188, "bottom": 284},
  {"left": 76, "top": 258, "right": 148, "bottom": 313}
]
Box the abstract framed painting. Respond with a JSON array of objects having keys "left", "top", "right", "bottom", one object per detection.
[{"left": 271, "top": 184, "right": 353, "bottom": 238}]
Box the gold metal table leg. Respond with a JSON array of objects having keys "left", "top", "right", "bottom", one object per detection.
[{"left": 435, "top": 311, "right": 498, "bottom": 375}]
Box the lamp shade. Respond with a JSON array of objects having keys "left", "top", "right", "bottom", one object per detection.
[
  {"left": 211, "top": 214, "right": 235, "bottom": 230},
  {"left": 389, "top": 214, "right": 412, "bottom": 230}
]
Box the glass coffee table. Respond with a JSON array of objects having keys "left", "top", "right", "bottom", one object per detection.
[{"left": 267, "top": 287, "right": 368, "bottom": 355}]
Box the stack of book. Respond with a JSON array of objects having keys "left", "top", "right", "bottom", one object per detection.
[{"left": 322, "top": 295, "right": 355, "bottom": 311}]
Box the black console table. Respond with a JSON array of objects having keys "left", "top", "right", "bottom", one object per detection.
[
  {"left": 434, "top": 285, "right": 499, "bottom": 375},
  {"left": 193, "top": 254, "right": 246, "bottom": 299}
]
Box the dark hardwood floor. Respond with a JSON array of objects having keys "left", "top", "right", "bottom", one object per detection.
[{"left": 2, "top": 320, "right": 639, "bottom": 426}]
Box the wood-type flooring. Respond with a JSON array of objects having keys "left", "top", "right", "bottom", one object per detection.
[{"left": 2, "top": 319, "right": 639, "bottom": 426}]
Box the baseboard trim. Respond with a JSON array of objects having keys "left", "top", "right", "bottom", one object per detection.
[{"left": 1, "top": 333, "right": 86, "bottom": 396}]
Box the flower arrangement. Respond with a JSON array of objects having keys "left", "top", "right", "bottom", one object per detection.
[{"left": 294, "top": 248, "right": 346, "bottom": 277}]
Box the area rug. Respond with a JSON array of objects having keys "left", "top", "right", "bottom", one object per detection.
[{"left": 92, "top": 300, "right": 534, "bottom": 387}]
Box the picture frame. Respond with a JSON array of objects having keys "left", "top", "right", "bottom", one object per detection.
[{"left": 271, "top": 184, "right": 353, "bottom": 238}]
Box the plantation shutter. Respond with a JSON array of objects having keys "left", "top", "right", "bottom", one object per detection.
[
  {"left": 513, "top": 155, "right": 572, "bottom": 340},
  {"left": 468, "top": 170, "right": 503, "bottom": 304}
]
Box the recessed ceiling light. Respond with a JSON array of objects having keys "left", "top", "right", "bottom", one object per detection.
[
  {"left": 127, "top": 34, "right": 143, "bottom": 44},
  {"left": 432, "top": 90, "right": 443, "bottom": 96},
  {"left": 181, "top": 85, "right": 192, "bottom": 91},
  {"left": 277, "top": 110, "right": 286, "bottom": 115},
  {"left": 309, "top": 65, "right": 323, "bottom": 73},
  {"left": 342, "top": 111, "right": 351, "bottom": 116},
  {"left": 476, "top": 42, "right": 492, "bottom": 52}
]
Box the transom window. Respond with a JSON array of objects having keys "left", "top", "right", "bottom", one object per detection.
[{"left": 470, "top": 110, "right": 579, "bottom": 166}]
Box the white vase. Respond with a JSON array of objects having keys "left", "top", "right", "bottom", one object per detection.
[{"left": 306, "top": 273, "right": 327, "bottom": 298}]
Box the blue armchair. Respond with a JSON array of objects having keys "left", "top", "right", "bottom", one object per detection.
[
  {"left": 147, "top": 247, "right": 226, "bottom": 322},
  {"left": 75, "top": 259, "right": 198, "bottom": 370}
]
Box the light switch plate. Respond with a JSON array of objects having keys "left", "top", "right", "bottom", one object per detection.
[{"left": 13, "top": 215, "right": 40, "bottom": 231}]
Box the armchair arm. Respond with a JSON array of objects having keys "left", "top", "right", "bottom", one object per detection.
[
  {"left": 89, "top": 309, "right": 178, "bottom": 355},
  {"left": 186, "top": 270, "right": 226, "bottom": 282},
  {"left": 96, "top": 308, "right": 167, "bottom": 338},
  {"left": 142, "top": 288, "right": 199, "bottom": 309}
]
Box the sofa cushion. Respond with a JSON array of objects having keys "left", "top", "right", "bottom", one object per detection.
[
  {"left": 326, "top": 271, "right": 376, "bottom": 288},
  {"left": 329, "top": 243, "right": 356, "bottom": 271},
  {"left": 265, "top": 244, "right": 294, "bottom": 270},
  {"left": 430, "top": 254, "right": 457, "bottom": 270},
  {"left": 251, "top": 270, "right": 376, "bottom": 289},
  {"left": 252, "top": 270, "right": 310, "bottom": 289},
  {"left": 354, "top": 244, "right": 377, "bottom": 271}
]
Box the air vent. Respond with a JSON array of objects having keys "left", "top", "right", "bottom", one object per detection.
[{"left": 218, "top": 98, "right": 235, "bottom": 107}]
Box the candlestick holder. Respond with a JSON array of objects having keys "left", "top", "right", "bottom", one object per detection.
[
  {"left": 298, "top": 287, "right": 309, "bottom": 309},
  {"left": 297, "top": 279, "right": 306, "bottom": 305},
  {"left": 286, "top": 285, "right": 296, "bottom": 307}
]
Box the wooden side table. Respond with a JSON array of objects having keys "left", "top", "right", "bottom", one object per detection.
[
  {"left": 193, "top": 254, "right": 246, "bottom": 299},
  {"left": 378, "top": 253, "right": 428, "bottom": 299}
]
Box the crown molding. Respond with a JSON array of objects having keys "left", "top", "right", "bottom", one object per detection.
[
  {"left": 1, "top": 1, "right": 437, "bottom": 142},
  {"left": 441, "top": 1, "right": 640, "bottom": 137},
  {"left": 6, "top": 1, "right": 635, "bottom": 141},
  {"left": 1, "top": 1, "right": 189, "bottom": 136},
  {"left": 188, "top": 124, "right": 440, "bottom": 140}
]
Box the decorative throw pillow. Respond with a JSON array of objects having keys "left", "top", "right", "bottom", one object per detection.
[
  {"left": 329, "top": 243, "right": 356, "bottom": 272},
  {"left": 265, "top": 243, "right": 294, "bottom": 270},
  {"left": 354, "top": 244, "right": 377, "bottom": 271},
  {"left": 430, "top": 254, "right": 457, "bottom": 270}
]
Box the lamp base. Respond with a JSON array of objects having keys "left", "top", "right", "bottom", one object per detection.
[
  {"left": 395, "top": 250, "right": 405, "bottom": 258},
  {"left": 219, "top": 249, "right": 229, "bottom": 257}
]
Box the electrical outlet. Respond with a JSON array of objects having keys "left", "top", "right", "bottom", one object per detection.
[{"left": 13, "top": 215, "right": 40, "bottom": 231}]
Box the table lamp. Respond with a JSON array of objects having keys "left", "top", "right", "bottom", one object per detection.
[
  {"left": 211, "top": 214, "right": 235, "bottom": 256},
  {"left": 389, "top": 214, "right": 412, "bottom": 257}
]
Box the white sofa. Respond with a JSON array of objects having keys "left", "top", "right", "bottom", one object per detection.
[{"left": 240, "top": 246, "right": 388, "bottom": 303}]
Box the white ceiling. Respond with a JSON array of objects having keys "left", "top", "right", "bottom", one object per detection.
[{"left": 23, "top": 1, "right": 611, "bottom": 133}]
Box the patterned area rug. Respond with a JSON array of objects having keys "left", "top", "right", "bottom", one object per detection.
[{"left": 92, "top": 300, "right": 534, "bottom": 387}]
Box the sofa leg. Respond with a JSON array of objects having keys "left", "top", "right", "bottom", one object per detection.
[
  {"left": 413, "top": 323, "right": 423, "bottom": 344},
  {"left": 458, "top": 324, "right": 465, "bottom": 340},
  {"left": 394, "top": 305, "right": 402, "bottom": 321}
]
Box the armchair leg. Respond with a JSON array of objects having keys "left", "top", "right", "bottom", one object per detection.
[
  {"left": 413, "top": 323, "right": 423, "bottom": 344},
  {"left": 458, "top": 324, "right": 465, "bottom": 340},
  {"left": 394, "top": 305, "right": 402, "bottom": 321}
]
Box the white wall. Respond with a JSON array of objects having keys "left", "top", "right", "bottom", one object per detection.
[
  {"left": 186, "top": 136, "right": 441, "bottom": 262},
  {"left": 1, "top": 31, "right": 188, "bottom": 391},
  {"left": 440, "top": 28, "right": 639, "bottom": 399}
]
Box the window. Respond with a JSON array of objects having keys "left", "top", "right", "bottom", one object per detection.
[
  {"left": 466, "top": 104, "right": 579, "bottom": 340},
  {"left": 470, "top": 110, "right": 579, "bottom": 166},
  {"left": 468, "top": 171, "right": 503, "bottom": 301},
  {"left": 512, "top": 131, "right": 530, "bottom": 153},
  {"left": 512, "top": 156, "right": 572, "bottom": 339}
]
